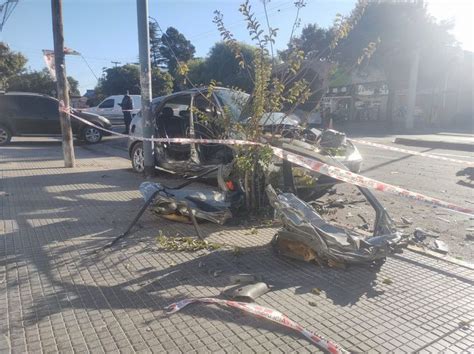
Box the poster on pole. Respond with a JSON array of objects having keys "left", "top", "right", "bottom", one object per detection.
[
  {"left": 42, "top": 49, "right": 56, "bottom": 81},
  {"left": 42, "top": 47, "right": 81, "bottom": 81}
]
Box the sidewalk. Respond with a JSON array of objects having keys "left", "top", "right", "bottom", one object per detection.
[
  {"left": 394, "top": 133, "right": 474, "bottom": 152},
  {"left": 1, "top": 141, "right": 473, "bottom": 352}
]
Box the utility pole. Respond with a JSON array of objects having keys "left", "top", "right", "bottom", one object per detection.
[
  {"left": 51, "top": 0, "right": 75, "bottom": 167},
  {"left": 405, "top": 48, "right": 420, "bottom": 130},
  {"left": 136, "top": 0, "right": 154, "bottom": 177},
  {"left": 111, "top": 61, "right": 121, "bottom": 67}
]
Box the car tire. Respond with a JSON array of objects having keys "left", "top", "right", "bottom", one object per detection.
[
  {"left": 0, "top": 125, "right": 12, "bottom": 146},
  {"left": 82, "top": 126, "right": 103, "bottom": 144},
  {"left": 131, "top": 142, "right": 145, "bottom": 173}
]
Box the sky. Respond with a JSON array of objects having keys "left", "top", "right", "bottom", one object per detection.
[{"left": 1, "top": 0, "right": 473, "bottom": 95}]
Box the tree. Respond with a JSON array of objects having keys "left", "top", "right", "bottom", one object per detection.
[
  {"left": 151, "top": 68, "right": 173, "bottom": 97},
  {"left": 0, "top": 42, "right": 27, "bottom": 89},
  {"left": 149, "top": 21, "right": 166, "bottom": 68},
  {"left": 7, "top": 68, "right": 80, "bottom": 96},
  {"left": 66, "top": 76, "right": 80, "bottom": 96},
  {"left": 280, "top": 24, "right": 333, "bottom": 61},
  {"left": 336, "top": 1, "right": 456, "bottom": 122},
  {"left": 211, "top": 0, "right": 367, "bottom": 211},
  {"left": 186, "top": 58, "right": 207, "bottom": 86},
  {"left": 96, "top": 64, "right": 141, "bottom": 97},
  {"left": 95, "top": 63, "right": 173, "bottom": 98},
  {"left": 159, "top": 27, "right": 195, "bottom": 76},
  {"left": 194, "top": 42, "right": 257, "bottom": 92}
]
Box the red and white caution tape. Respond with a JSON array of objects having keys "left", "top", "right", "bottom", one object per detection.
[
  {"left": 165, "top": 297, "right": 348, "bottom": 354},
  {"left": 271, "top": 146, "right": 474, "bottom": 215},
  {"left": 352, "top": 139, "right": 474, "bottom": 166},
  {"left": 64, "top": 109, "right": 474, "bottom": 215}
]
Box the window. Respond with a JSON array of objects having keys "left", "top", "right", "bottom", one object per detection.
[
  {"left": 98, "top": 99, "right": 114, "bottom": 109},
  {"left": 33, "top": 97, "right": 58, "bottom": 116},
  {"left": 214, "top": 89, "right": 250, "bottom": 121},
  {"left": 11, "top": 96, "right": 58, "bottom": 118}
]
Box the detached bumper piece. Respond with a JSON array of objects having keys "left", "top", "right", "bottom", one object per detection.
[
  {"left": 266, "top": 185, "right": 404, "bottom": 266},
  {"left": 140, "top": 182, "right": 233, "bottom": 225}
]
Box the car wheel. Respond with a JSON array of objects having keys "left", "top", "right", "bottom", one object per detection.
[
  {"left": 82, "top": 126, "right": 102, "bottom": 144},
  {"left": 131, "top": 142, "right": 145, "bottom": 173},
  {"left": 0, "top": 125, "right": 12, "bottom": 146}
]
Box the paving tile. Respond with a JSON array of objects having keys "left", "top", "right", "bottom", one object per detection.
[{"left": 1, "top": 142, "right": 473, "bottom": 353}]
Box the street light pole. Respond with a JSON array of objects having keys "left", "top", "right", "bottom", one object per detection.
[
  {"left": 51, "top": 0, "right": 75, "bottom": 167},
  {"left": 405, "top": 48, "right": 420, "bottom": 130},
  {"left": 136, "top": 0, "right": 154, "bottom": 177}
]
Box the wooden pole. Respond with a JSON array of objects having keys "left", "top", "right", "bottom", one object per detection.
[
  {"left": 51, "top": 0, "right": 75, "bottom": 167},
  {"left": 136, "top": 0, "right": 154, "bottom": 177}
]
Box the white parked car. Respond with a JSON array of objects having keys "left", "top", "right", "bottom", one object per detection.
[{"left": 84, "top": 95, "right": 141, "bottom": 125}]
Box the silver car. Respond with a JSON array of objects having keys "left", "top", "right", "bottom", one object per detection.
[{"left": 128, "top": 87, "right": 362, "bottom": 200}]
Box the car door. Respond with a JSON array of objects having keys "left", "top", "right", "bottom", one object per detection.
[
  {"left": 95, "top": 98, "right": 115, "bottom": 121},
  {"left": 33, "top": 96, "right": 61, "bottom": 134},
  {"left": 9, "top": 96, "right": 56, "bottom": 134}
]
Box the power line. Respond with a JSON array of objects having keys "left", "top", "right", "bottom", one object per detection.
[{"left": 0, "top": 0, "right": 19, "bottom": 31}]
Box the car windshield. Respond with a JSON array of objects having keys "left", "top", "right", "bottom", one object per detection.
[{"left": 214, "top": 89, "right": 250, "bottom": 121}]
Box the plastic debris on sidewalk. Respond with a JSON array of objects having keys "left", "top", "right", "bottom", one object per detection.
[
  {"left": 139, "top": 182, "right": 233, "bottom": 225},
  {"left": 266, "top": 185, "right": 405, "bottom": 266},
  {"left": 165, "top": 297, "right": 348, "bottom": 354}
]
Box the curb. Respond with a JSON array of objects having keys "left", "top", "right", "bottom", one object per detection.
[
  {"left": 407, "top": 244, "right": 474, "bottom": 270},
  {"left": 394, "top": 137, "right": 474, "bottom": 152}
]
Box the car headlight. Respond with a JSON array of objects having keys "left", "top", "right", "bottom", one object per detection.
[{"left": 347, "top": 148, "right": 362, "bottom": 162}]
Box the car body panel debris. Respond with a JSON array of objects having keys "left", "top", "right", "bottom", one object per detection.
[
  {"left": 222, "top": 282, "right": 270, "bottom": 302},
  {"left": 139, "top": 181, "right": 233, "bottom": 225},
  {"left": 432, "top": 240, "right": 449, "bottom": 254},
  {"left": 266, "top": 185, "right": 404, "bottom": 265}
]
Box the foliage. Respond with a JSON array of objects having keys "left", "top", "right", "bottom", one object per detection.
[
  {"left": 212, "top": 0, "right": 311, "bottom": 209},
  {"left": 159, "top": 26, "right": 196, "bottom": 77},
  {"left": 0, "top": 42, "right": 27, "bottom": 89},
  {"left": 149, "top": 21, "right": 166, "bottom": 68},
  {"left": 185, "top": 58, "right": 207, "bottom": 86},
  {"left": 7, "top": 68, "right": 80, "bottom": 96},
  {"left": 209, "top": 0, "right": 369, "bottom": 210},
  {"left": 280, "top": 24, "right": 333, "bottom": 61},
  {"left": 96, "top": 64, "right": 141, "bottom": 97},
  {"left": 187, "top": 42, "right": 257, "bottom": 92},
  {"left": 151, "top": 68, "right": 174, "bottom": 97},
  {"left": 95, "top": 63, "right": 173, "bottom": 98},
  {"left": 157, "top": 235, "right": 222, "bottom": 252}
]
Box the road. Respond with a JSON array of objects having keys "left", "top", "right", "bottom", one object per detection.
[
  {"left": 330, "top": 136, "right": 473, "bottom": 262},
  {"left": 36, "top": 132, "right": 474, "bottom": 262}
]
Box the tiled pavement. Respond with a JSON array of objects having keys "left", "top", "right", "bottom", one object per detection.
[{"left": 1, "top": 140, "right": 473, "bottom": 353}]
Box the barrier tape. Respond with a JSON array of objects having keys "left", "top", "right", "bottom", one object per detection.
[
  {"left": 165, "top": 297, "right": 348, "bottom": 354},
  {"left": 63, "top": 108, "right": 474, "bottom": 215},
  {"left": 352, "top": 139, "right": 474, "bottom": 166}
]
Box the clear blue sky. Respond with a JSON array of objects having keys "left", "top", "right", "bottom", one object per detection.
[
  {"left": 1, "top": 0, "right": 355, "bottom": 94},
  {"left": 1, "top": 0, "right": 471, "bottom": 94}
]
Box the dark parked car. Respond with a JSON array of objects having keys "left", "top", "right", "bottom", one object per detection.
[{"left": 0, "top": 92, "right": 112, "bottom": 145}]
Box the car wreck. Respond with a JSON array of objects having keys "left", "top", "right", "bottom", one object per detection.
[
  {"left": 266, "top": 183, "right": 405, "bottom": 266},
  {"left": 123, "top": 86, "right": 406, "bottom": 265},
  {"left": 128, "top": 87, "right": 362, "bottom": 200}
]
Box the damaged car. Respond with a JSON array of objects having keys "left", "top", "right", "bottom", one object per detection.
[
  {"left": 128, "top": 87, "right": 362, "bottom": 200},
  {"left": 266, "top": 183, "right": 405, "bottom": 266}
]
